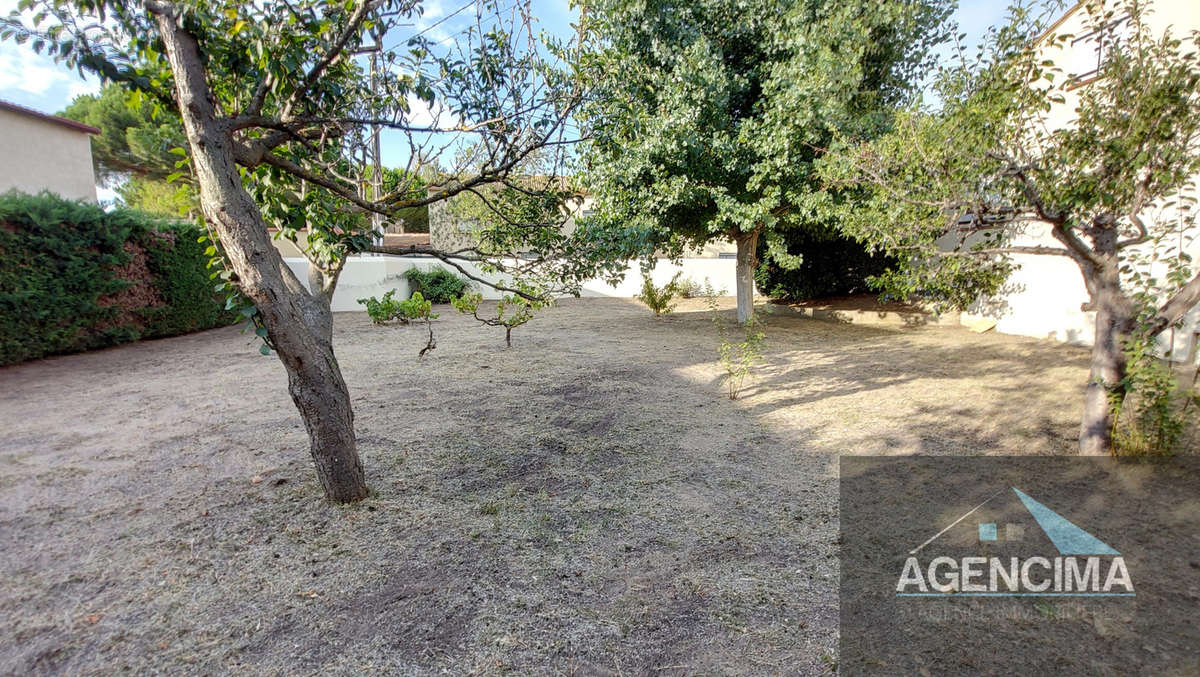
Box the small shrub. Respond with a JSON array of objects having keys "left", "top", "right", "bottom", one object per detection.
[
  {"left": 404, "top": 267, "right": 468, "bottom": 303},
  {"left": 677, "top": 275, "right": 725, "bottom": 298},
  {"left": 706, "top": 282, "right": 766, "bottom": 399},
  {"left": 452, "top": 290, "right": 548, "bottom": 347},
  {"left": 358, "top": 289, "right": 403, "bottom": 325},
  {"left": 1111, "top": 339, "right": 1195, "bottom": 456},
  {"left": 357, "top": 290, "right": 439, "bottom": 355},
  {"left": 635, "top": 271, "right": 682, "bottom": 316}
]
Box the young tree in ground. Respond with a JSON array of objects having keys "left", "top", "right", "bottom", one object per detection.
[
  {"left": 4, "top": 0, "right": 583, "bottom": 502},
  {"left": 574, "top": 0, "right": 953, "bottom": 323},
  {"left": 823, "top": 0, "right": 1200, "bottom": 455}
]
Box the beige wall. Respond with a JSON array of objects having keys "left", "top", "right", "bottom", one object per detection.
[
  {"left": 0, "top": 107, "right": 97, "bottom": 203},
  {"left": 965, "top": 0, "right": 1200, "bottom": 361}
]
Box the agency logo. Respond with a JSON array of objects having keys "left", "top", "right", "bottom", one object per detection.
[{"left": 896, "top": 487, "right": 1134, "bottom": 597}]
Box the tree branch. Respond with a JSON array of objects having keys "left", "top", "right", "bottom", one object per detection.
[{"left": 1145, "top": 270, "right": 1200, "bottom": 337}]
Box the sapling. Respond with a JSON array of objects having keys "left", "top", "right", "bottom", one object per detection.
[
  {"left": 357, "top": 290, "right": 439, "bottom": 356},
  {"left": 452, "top": 291, "right": 548, "bottom": 347},
  {"left": 636, "top": 271, "right": 683, "bottom": 316},
  {"left": 705, "top": 282, "right": 766, "bottom": 399}
]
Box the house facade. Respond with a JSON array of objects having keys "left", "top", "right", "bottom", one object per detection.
[
  {"left": 962, "top": 0, "right": 1200, "bottom": 362},
  {"left": 0, "top": 100, "right": 99, "bottom": 202}
]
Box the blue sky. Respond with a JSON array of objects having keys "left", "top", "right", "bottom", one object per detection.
[{"left": 0, "top": 0, "right": 1012, "bottom": 169}]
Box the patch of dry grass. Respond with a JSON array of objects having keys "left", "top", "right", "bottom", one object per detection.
[{"left": 0, "top": 298, "right": 1096, "bottom": 674}]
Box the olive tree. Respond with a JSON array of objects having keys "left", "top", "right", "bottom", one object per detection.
[
  {"left": 824, "top": 0, "right": 1200, "bottom": 455},
  {"left": 2, "top": 0, "right": 583, "bottom": 501}
]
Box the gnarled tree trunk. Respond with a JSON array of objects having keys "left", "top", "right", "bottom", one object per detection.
[
  {"left": 153, "top": 8, "right": 368, "bottom": 502},
  {"left": 733, "top": 228, "right": 761, "bottom": 325}
]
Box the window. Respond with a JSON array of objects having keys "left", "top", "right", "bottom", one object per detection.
[{"left": 1068, "top": 16, "right": 1131, "bottom": 84}]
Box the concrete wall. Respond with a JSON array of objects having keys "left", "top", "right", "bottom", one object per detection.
[
  {"left": 284, "top": 255, "right": 738, "bottom": 312},
  {"left": 0, "top": 107, "right": 97, "bottom": 202},
  {"left": 963, "top": 0, "right": 1200, "bottom": 363}
]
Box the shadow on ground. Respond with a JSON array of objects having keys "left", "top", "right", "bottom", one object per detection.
[{"left": 0, "top": 298, "right": 1108, "bottom": 675}]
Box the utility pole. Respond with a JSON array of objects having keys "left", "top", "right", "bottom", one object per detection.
[{"left": 369, "top": 22, "right": 387, "bottom": 249}]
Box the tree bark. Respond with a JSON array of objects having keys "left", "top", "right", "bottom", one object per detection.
[
  {"left": 152, "top": 6, "right": 368, "bottom": 502},
  {"left": 1079, "top": 282, "right": 1133, "bottom": 456},
  {"left": 1076, "top": 219, "right": 1134, "bottom": 457},
  {"left": 734, "top": 228, "right": 761, "bottom": 325}
]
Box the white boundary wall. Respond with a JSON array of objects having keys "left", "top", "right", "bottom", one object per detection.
[{"left": 284, "top": 255, "right": 737, "bottom": 312}]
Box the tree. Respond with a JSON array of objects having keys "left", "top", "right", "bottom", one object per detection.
[
  {"left": 823, "top": 0, "right": 1200, "bottom": 455},
  {"left": 4, "top": 0, "right": 583, "bottom": 502},
  {"left": 575, "top": 0, "right": 953, "bottom": 323},
  {"left": 60, "top": 83, "right": 186, "bottom": 185},
  {"left": 60, "top": 83, "right": 198, "bottom": 216}
]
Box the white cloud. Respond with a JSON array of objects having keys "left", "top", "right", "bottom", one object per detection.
[
  {"left": 0, "top": 46, "right": 70, "bottom": 96},
  {"left": 0, "top": 43, "right": 98, "bottom": 106}
]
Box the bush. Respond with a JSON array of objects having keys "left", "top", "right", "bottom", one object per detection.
[
  {"left": 358, "top": 289, "right": 440, "bottom": 325},
  {"left": 677, "top": 275, "right": 725, "bottom": 298},
  {"left": 635, "top": 271, "right": 682, "bottom": 316},
  {"left": 404, "top": 267, "right": 468, "bottom": 303},
  {"left": 754, "top": 228, "right": 895, "bottom": 301},
  {"left": 358, "top": 289, "right": 403, "bottom": 325},
  {"left": 0, "top": 191, "right": 236, "bottom": 365}
]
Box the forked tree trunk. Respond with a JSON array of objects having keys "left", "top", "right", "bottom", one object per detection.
[
  {"left": 734, "top": 228, "right": 761, "bottom": 325},
  {"left": 153, "top": 9, "right": 368, "bottom": 502}
]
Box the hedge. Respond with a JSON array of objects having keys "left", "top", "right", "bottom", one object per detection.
[
  {"left": 0, "top": 191, "right": 237, "bottom": 365},
  {"left": 755, "top": 227, "right": 897, "bottom": 302}
]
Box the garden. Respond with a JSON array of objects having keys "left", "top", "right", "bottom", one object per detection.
[
  {"left": 1, "top": 0, "right": 1199, "bottom": 674},
  {"left": 0, "top": 297, "right": 1094, "bottom": 673}
]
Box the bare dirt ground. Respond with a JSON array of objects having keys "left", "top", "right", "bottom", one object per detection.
[{"left": 0, "top": 297, "right": 1098, "bottom": 675}]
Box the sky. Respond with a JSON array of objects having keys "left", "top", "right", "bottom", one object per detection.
[{"left": 0, "top": 0, "right": 1013, "bottom": 187}]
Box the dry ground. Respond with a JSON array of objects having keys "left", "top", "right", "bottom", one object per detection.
[{"left": 0, "top": 297, "right": 1098, "bottom": 675}]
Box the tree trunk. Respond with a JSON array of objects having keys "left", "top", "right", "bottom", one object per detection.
[
  {"left": 734, "top": 228, "right": 761, "bottom": 325},
  {"left": 506, "top": 326, "right": 513, "bottom": 348},
  {"left": 1075, "top": 218, "right": 1133, "bottom": 457},
  {"left": 153, "top": 8, "right": 368, "bottom": 502},
  {"left": 307, "top": 262, "right": 341, "bottom": 333},
  {"left": 1079, "top": 281, "right": 1133, "bottom": 456}
]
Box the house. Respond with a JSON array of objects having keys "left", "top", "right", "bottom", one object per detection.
[
  {"left": 0, "top": 100, "right": 99, "bottom": 202},
  {"left": 960, "top": 0, "right": 1200, "bottom": 362}
]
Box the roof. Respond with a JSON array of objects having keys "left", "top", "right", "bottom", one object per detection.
[{"left": 0, "top": 99, "right": 101, "bottom": 135}]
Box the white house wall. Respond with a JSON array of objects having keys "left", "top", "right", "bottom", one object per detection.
[
  {"left": 0, "top": 106, "right": 97, "bottom": 202},
  {"left": 964, "top": 0, "right": 1200, "bottom": 362}
]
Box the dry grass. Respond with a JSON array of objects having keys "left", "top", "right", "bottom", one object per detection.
[{"left": 0, "top": 297, "right": 1096, "bottom": 675}]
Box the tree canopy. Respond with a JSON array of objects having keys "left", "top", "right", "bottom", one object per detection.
[
  {"left": 822, "top": 0, "right": 1200, "bottom": 454},
  {"left": 575, "top": 0, "right": 954, "bottom": 321}
]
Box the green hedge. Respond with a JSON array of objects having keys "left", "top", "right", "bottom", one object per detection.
[
  {"left": 0, "top": 191, "right": 236, "bottom": 365},
  {"left": 755, "top": 227, "right": 897, "bottom": 302}
]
